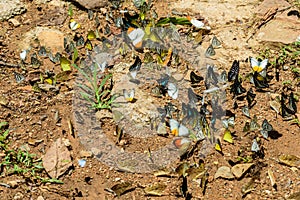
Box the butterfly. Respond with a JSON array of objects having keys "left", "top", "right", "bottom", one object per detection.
[
  {"left": 219, "top": 70, "right": 227, "bottom": 83},
  {"left": 246, "top": 88, "right": 256, "bottom": 108},
  {"left": 13, "top": 72, "right": 25, "bottom": 83},
  {"left": 222, "top": 116, "right": 235, "bottom": 129},
  {"left": 260, "top": 119, "right": 273, "bottom": 139},
  {"left": 250, "top": 115, "right": 260, "bottom": 131},
  {"left": 156, "top": 121, "right": 167, "bottom": 136},
  {"left": 129, "top": 56, "right": 142, "bottom": 79},
  {"left": 242, "top": 106, "right": 250, "bottom": 118},
  {"left": 251, "top": 138, "right": 260, "bottom": 152},
  {"left": 228, "top": 60, "right": 239, "bottom": 82},
  {"left": 69, "top": 19, "right": 80, "bottom": 30},
  {"left": 167, "top": 81, "right": 178, "bottom": 100},
  {"left": 190, "top": 71, "right": 203, "bottom": 84},
  {"left": 74, "top": 34, "right": 85, "bottom": 46},
  {"left": 187, "top": 88, "right": 199, "bottom": 107},
  {"left": 49, "top": 52, "right": 61, "bottom": 63},
  {"left": 123, "top": 89, "right": 135, "bottom": 102},
  {"left": 215, "top": 138, "right": 222, "bottom": 153},
  {"left": 230, "top": 77, "right": 246, "bottom": 96},
  {"left": 205, "top": 65, "right": 218, "bottom": 87},
  {"left": 169, "top": 119, "right": 190, "bottom": 137},
  {"left": 84, "top": 39, "right": 93, "bottom": 50},
  {"left": 252, "top": 72, "right": 269, "bottom": 89},
  {"left": 205, "top": 44, "right": 215, "bottom": 57},
  {"left": 20, "top": 50, "right": 27, "bottom": 61},
  {"left": 30, "top": 53, "right": 41, "bottom": 66},
  {"left": 288, "top": 92, "right": 297, "bottom": 114},
  {"left": 38, "top": 46, "right": 47, "bottom": 57},
  {"left": 211, "top": 36, "right": 221, "bottom": 48},
  {"left": 250, "top": 57, "right": 268, "bottom": 77},
  {"left": 97, "top": 61, "right": 107, "bottom": 73},
  {"left": 127, "top": 27, "right": 145, "bottom": 49},
  {"left": 173, "top": 137, "right": 191, "bottom": 149},
  {"left": 187, "top": 16, "right": 204, "bottom": 28}
]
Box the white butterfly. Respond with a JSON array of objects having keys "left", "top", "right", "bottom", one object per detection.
[
  {"left": 250, "top": 57, "right": 268, "bottom": 77},
  {"left": 20, "top": 50, "right": 27, "bottom": 61},
  {"left": 96, "top": 61, "right": 107, "bottom": 72},
  {"left": 251, "top": 138, "right": 260, "bottom": 152},
  {"left": 69, "top": 19, "right": 80, "bottom": 30},
  {"left": 167, "top": 82, "right": 178, "bottom": 100},
  {"left": 127, "top": 28, "right": 145, "bottom": 48},
  {"left": 123, "top": 89, "right": 135, "bottom": 102},
  {"left": 187, "top": 16, "right": 211, "bottom": 30},
  {"left": 169, "top": 119, "right": 190, "bottom": 137},
  {"left": 222, "top": 116, "right": 235, "bottom": 129}
]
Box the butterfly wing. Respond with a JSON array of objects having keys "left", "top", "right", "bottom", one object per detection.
[
  {"left": 178, "top": 124, "right": 190, "bottom": 137},
  {"left": 250, "top": 57, "right": 259, "bottom": 71},
  {"left": 123, "top": 89, "right": 135, "bottom": 102},
  {"left": 169, "top": 119, "right": 179, "bottom": 136},
  {"left": 211, "top": 36, "right": 221, "bottom": 48},
  {"left": 13, "top": 72, "right": 25, "bottom": 83},
  {"left": 251, "top": 139, "right": 260, "bottom": 152},
  {"left": 167, "top": 82, "right": 178, "bottom": 99},
  {"left": 190, "top": 71, "right": 203, "bottom": 84},
  {"left": 228, "top": 60, "right": 239, "bottom": 82},
  {"left": 205, "top": 44, "right": 215, "bottom": 57}
]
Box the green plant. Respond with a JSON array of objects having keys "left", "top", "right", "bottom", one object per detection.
[
  {"left": 0, "top": 122, "right": 62, "bottom": 183},
  {"left": 73, "top": 64, "right": 116, "bottom": 110}
]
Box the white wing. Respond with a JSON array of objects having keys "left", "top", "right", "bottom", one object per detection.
[
  {"left": 167, "top": 82, "right": 178, "bottom": 99},
  {"left": 178, "top": 124, "right": 190, "bottom": 137},
  {"left": 250, "top": 57, "right": 259, "bottom": 69},
  {"left": 251, "top": 139, "right": 260, "bottom": 152}
]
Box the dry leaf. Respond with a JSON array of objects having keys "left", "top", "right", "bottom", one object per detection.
[
  {"left": 42, "top": 138, "right": 73, "bottom": 178},
  {"left": 214, "top": 166, "right": 234, "bottom": 179},
  {"left": 231, "top": 163, "right": 254, "bottom": 179}
]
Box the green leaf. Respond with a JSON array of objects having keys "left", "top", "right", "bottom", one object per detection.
[
  {"left": 72, "top": 47, "right": 78, "bottom": 63},
  {"left": 68, "top": 5, "right": 73, "bottom": 17}
]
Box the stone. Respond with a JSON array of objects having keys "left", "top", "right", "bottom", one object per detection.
[
  {"left": 19, "top": 27, "right": 64, "bottom": 54},
  {"left": 8, "top": 18, "right": 21, "bottom": 27},
  {"left": 37, "top": 196, "right": 45, "bottom": 200},
  {"left": 80, "top": 150, "right": 93, "bottom": 158},
  {"left": 255, "top": 0, "right": 300, "bottom": 44},
  {"left": 0, "top": 0, "right": 26, "bottom": 21},
  {"left": 71, "top": 0, "right": 109, "bottom": 9}
]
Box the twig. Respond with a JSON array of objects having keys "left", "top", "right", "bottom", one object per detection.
[{"left": 0, "top": 61, "right": 19, "bottom": 68}]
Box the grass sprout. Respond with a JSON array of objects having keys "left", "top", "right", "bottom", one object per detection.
[{"left": 73, "top": 64, "right": 116, "bottom": 110}]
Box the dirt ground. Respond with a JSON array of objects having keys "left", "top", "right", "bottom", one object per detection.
[{"left": 0, "top": 0, "right": 299, "bottom": 199}]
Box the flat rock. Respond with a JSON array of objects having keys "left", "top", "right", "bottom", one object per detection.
[
  {"left": 19, "top": 27, "right": 64, "bottom": 53},
  {"left": 0, "top": 0, "right": 26, "bottom": 21},
  {"left": 71, "top": 0, "right": 109, "bottom": 9},
  {"left": 254, "top": 0, "right": 300, "bottom": 44}
]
